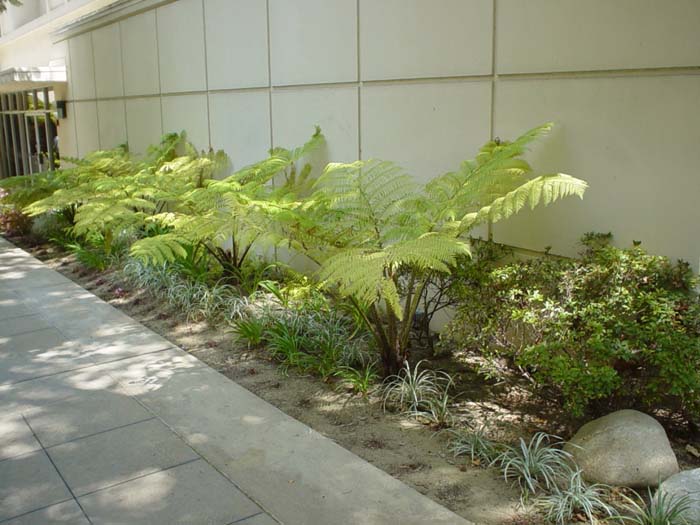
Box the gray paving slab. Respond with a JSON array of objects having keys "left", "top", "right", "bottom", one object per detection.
[
  {"left": 13, "top": 285, "right": 140, "bottom": 337},
  {"left": 0, "top": 266, "right": 73, "bottom": 291},
  {"left": 24, "top": 389, "right": 153, "bottom": 447},
  {"left": 0, "top": 329, "right": 95, "bottom": 386},
  {"left": 0, "top": 314, "right": 51, "bottom": 337},
  {"left": 49, "top": 418, "right": 199, "bottom": 496},
  {"left": 0, "top": 326, "right": 67, "bottom": 351},
  {"left": 0, "top": 297, "right": 31, "bottom": 321},
  {"left": 0, "top": 367, "right": 122, "bottom": 417},
  {"left": 234, "top": 513, "right": 280, "bottom": 525},
  {"left": 1, "top": 500, "right": 90, "bottom": 525},
  {"left": 79, "top": 331, "right": 175, "bottom": 363},
  {"left": 106, "top": 350, "right": 469, "bottom": 525},
  {"left": 77, "top": 459, "right": 262, "bottom": 525},
  {"left": 0, "top": 415, "right": 41, "bottom": 461},
  {"left": 0, "top": 450, "right": 72, "bottom": 521}
]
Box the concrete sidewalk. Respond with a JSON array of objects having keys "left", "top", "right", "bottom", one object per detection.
[{"left": 0, "top": 238, "right": 470, "bottom": 525}]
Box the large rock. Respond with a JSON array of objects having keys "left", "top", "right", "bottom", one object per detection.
[
  {"left": 655, "top": 468, "right": 700, "bottom": 523},
  {"left": 565, "top": 409, "right": 678, "bottom": 487},
  {"left": 657, "top": 469, "right": 700, "bottom": 523}
]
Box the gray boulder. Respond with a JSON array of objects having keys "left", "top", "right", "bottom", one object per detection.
[
  {"left": 565, "top": 409, "right": 678, "bottom": 487},
  {"left": 657, "top": 469, "right": 700, "bottom": 524}
]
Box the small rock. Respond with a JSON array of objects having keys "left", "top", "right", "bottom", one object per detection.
[
  {"left": 565, "top": 409, "right": 678, "bottom": 487},
  {"left": 686, "top": 444, "right": 700, "bottom": 459},
  {"left": 657, "top": 469, "right": 700, "bottom": 523}
]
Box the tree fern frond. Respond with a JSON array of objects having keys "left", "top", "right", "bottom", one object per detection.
[
  {"left": 460, "top": 173, "right": 587, "bottom": 231},
  {"left": 386, "top": 234, "right": 471, "bottom": 273},
  {"left": 313, "top": 159, "right": 417, "bottom": 246},
  {"left": 130, "top": 233, "right": 190, "bottom": 265}
]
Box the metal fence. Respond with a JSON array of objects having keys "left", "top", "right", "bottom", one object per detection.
[{"left": 0, "top": 87, "right": 58, "bottom": 178}]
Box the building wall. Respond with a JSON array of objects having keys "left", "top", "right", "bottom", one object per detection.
[{"left": 15, "top": 0, "right": 700, "bottom": 266}]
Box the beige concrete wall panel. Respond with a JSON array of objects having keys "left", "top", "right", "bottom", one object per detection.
[
  {"left": 361, "top": 80, "right": 491, "bottom": 184},
  {"left": 269, "top": 0, "right": 357, "bottom": 86},
  {"left": 125, "top": 97, "right": 162, "bottom": 155},
  {"left": 497, "top": 0, "right": 700, "bottom": 73},
  {"left": 97, "top": 99, "right": 127, "bottom": 150},
  {"left": 360, "top": 0, "right": 493, "bottom": 81},
  {"left": 120, "top": 11, "right": 160, "bottom": 96},
  {"left": 161, "top": 93, "right": 210, "bottom": 151},
  {"left": 492, "top": 75, "right": 700, "bottom": 267},
  {"left": 209, "top": 91, "right": 271, "bottom": 170},
  {"left": 92, "top": 23, "right": 123, "bottom": 99},
  {"left": 204, "top": 0, "right": 269, "bottom": 90},
  {"left": 67, "top": 33, "right": 95, "bottom": 100},
  {"left": 272, "top": 85, "right": 359, "bottom": 174},
  {"left": 73, "top": 100, "right": 99, "bottom": 156},
  {"left": 157, "top": 0, "right": 207, "bottom": 93}
]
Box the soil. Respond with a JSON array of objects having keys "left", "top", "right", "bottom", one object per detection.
[{"left": 12, "top": 237, "right": 700, "bottom": 525}]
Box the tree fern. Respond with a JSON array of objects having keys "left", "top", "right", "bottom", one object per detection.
[
  {"left": 129, "top": 128, "right": 325, "bottom": 284},
  {"left": 290, "top": 123, "right": 587, "bottom": 374}
]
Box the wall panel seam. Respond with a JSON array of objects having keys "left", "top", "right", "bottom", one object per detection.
[
  {"left": 154, "top": 7, "right": 164, "bottom": 137},
  {"left": 356, "top": 0, "right": 361, "bottom": 160},
  {"left": 201, "top": 0, "right": 212, "bottom": 148},
  {"left": 118, "top": 21, "right": 129, "bottom": 143},
  {"left": 66, "top": 38, "right": 79, "bottom": 157},
  {"left": 265, "top": 0, "right": 273, "bottom": 150}
]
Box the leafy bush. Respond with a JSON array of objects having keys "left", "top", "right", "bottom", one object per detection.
[
  {"left": 0, "top": 204, "right": 32, "bottom": 237},
  {"left": 122, "top": 257, "right": 245, "bottom": 322},
  {"left": 30, "top": 211, "right": 72, "bottom": 243},
  {"left": 232, "top": 317, "right": 266, "bottom": 348},
  {"left": 444, "top": 234, "right": 700, "bottom": 421}
]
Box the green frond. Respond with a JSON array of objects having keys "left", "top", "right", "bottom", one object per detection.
[
  {"left": 130, "top": 233, "right": 190, "bottom": 265},
  {"left": 476, "top": 122, "right": 553, "bottom": 165},
  {"left": 271, "top": 125, "right": 325, "bottom": 163},
  {"left": 313, "top": 159, "right": 417, "bottom": 245},
  {"left": 318, "top": 248, "right": 390, "bottom": 309},
  {"left": 318, "top": 233, "right": 469, "bottom": 319},
  {"left": 386, "top": 234, "right": 470, "bottom": 273},
  {"left": 460, "top": 173, "right": 588, "bottom": 231}
]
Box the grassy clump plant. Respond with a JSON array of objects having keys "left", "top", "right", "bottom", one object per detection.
[
  {"left": 535, "top": 469, "right": 616, "bottom": 524},
  {"left": 448, "top": 424, "right": 501, "bottom": 467},
  {"left": 382, "top": 360, "right": 456, "bottom": 426},
  {"left": 231, "top": 283, "right": 373, "bottom": 380},
  {"left": 493, "top": 432, "right": 573, "bottom": 502},
  {"left": 617, "top": 490, "right": 692, "bottom": 525}
]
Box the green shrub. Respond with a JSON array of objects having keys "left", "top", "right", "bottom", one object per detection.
[
  {"left": 444, "top": 234, "right": 700, "bottom": 421},
  {"left": 0, "top": 204, "right": 33, "bottom": 237},
  {"left": 30, "top": 211, "right": 72, "bottom": 243}
]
